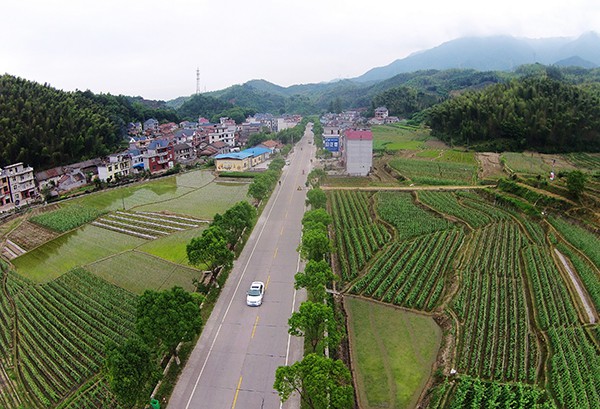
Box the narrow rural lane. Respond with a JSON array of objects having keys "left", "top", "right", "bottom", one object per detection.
[{"left": 169, "top": 125, "right": 316, "bottom": 409}]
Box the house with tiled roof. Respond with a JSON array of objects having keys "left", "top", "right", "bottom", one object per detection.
[
  {"left": 174, "top": 143, "right": 196, "bottom": 163},
  {"left": 143, "top": 139, "right": 174, "bottom": 174}
]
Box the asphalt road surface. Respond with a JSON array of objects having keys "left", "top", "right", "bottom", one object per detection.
[{"left": 169, "top": 125, "right": 316, "bottom": 409}]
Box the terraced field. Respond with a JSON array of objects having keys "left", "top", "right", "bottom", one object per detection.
[{"left": 329, "top": 188, "right": 600, "bottom": 409}]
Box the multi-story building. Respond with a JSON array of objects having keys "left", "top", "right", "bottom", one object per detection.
[
  {"left": 143, "top": 139, "right": 174, "bottom": 174},
  {"left": 97, "top": 152, "right": 132, "bottom": 182},
  {"left": 2, "top": 163, "right": 38, "bottom": 206},
  {"left": 343, "top": 129, "right": 373, "bottom": 176},
  {"left": 0, "top": 169, "right": 11, "bottom": 206}
]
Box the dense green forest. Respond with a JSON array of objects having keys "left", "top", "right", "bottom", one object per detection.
[
  {"left": 426, "top": 75, "right": 600, "bottom": 152},
  {"left": 0, "top": 75, "right": 178, "bottom": 170}
]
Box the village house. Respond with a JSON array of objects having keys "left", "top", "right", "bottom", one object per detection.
[
  {"left": 97, "top": 152, "right": 132, "bottom": 182},
  {"left": 143, "top": 139, "right": 174, "bottom": 174},
  {"left": 0, "top": 163, "right": 38, "bottom": 206},
  {"left": 143, "top": 118, "right": 159, "bottom": 134},
  {"left": 213, "top": 146, "right": 271, "bottom": 172},
  {"left": 174, "top": 143, "right": 196, "bottom": 163},
  {"left": 257, "top": 139, "right": 282, "bottom": 155},
  {"left": 0, "top": 170, "right": 11, "bottom": 206}
]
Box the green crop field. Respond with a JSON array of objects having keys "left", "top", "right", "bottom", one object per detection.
[
  {"left": 372, "top": 124, "right": 430, "bottom": 152},
  {"left": 12, "top": 225, "right": 146, "bottom": 282},
  {"left": 86, "top": 250, "right": 202, "bottom": 294},
  {"left": 389, "top": 157, "right": 477, "bottom": 185},
  {"left": 134, "top": 181, "right": 250, "bottom": 219},
  {"left": 137, "top": 226, "right": 207, "bottom": 265},
  {"left": 329, "top": 186, "right": 600, "bottom": 409},
  {"left": 346, "top": 297, "right": 441, "bottom": 409}
]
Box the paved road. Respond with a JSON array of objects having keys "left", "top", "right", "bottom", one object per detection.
[{"left": 169, "top": 125, "right": 316, "bottom": 409}]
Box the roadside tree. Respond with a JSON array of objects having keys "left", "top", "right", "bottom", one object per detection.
[
  {"left": 274, "top": 353, "right": 354, "bottom": 409},
  {"left": 294, "top": 259, "right": 335, "bottom": 301},
  {"left": 288, "top": 301, "right": 342, "bottom": 353}
]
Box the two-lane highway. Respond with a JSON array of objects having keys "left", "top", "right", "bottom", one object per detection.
[{"left": 169, "top": 124, "right": 316, "bottom": 409}]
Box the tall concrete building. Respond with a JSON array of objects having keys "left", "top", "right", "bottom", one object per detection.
[{"left": 343, "top": 129, "right": 373, "bottom": 176}]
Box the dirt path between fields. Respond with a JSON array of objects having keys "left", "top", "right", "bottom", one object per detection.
[
  {"left": 321, "top": 185, "right": 488, "bottom": 191},
  {"left": 554, "top": 249, "right": 597, "bottom": 324}
]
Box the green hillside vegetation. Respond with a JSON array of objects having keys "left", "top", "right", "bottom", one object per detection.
[
  {"left": 426, "top": 76, "right": 600, "bottom": 152},
  {"left": 0, "top": 75, "right": 179, "bottom": 170}
]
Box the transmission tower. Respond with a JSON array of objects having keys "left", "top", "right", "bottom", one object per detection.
[{"left": 196, "top": 67, "right": 200, "bottom": 95}]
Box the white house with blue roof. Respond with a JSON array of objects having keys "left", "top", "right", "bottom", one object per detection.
[{"left": 214, "top": 146, "right": 271, "bottom": 172}]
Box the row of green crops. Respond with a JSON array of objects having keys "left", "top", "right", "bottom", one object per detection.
[
  {"left": 549, "top": 217, "right": 600, "bottom": 268},
  {"left": 13, "top": 268, "right": 136, "bottom": 406},
  {"left": 428, "top": 376, "right": 555, "bottom": 409},
  {"left": 375, "top": 191, "right": 452, "bottom": 240},
  {"left": 523, "top": 245, "right": 580, "bottom": 330},
  {"left": 555, "top": 243, "right": 600, "bottom": 311},
  {"left": 328, "top": 190, "right": 390, "bottom": 281},
  {"left": 419, "top": 190, "right": 492, "bottom": 227},
  {"left": 57, "top": 379, "right": 122, "bottom": 409},
  {"left": 564, "top": 152, "right": 600, "bottom": 170},
  {"left": 454, "top": 222, "right": 539, "bottom": 383},
  {"left": 350, "top": 229, "right": 464, "bottom": 311},
  {"left": 388, "top": 157, "right": 477, "bottom": 185},
  {"left": 30, "top": 205, "right": 105, "bottom": 232},
  {"left": 547, "top": 327, "right": 600, "bottom": 409}
]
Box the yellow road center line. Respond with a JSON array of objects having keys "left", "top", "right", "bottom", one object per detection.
[
  {"left": 231, "top": 376, "right": 243, "bottom": 409},
  {"left": 251, "top": 316, "right": 260, "bottom": 338},
  {"left": 280, "top": 226, "right": 284, "bottom": 235},
  {"left": 266, "top": 275, "right": 271, "bottom": 289},
  {"left": 274, "top": 247, "right": 278, "bottom": 258}
]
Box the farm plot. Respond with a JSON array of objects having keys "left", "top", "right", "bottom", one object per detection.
[
  {"left": 375, "top": 191, "right": 452, "bottom": 240},
  {"left": 345, "top": 297, "right": 441, "bottom": 409},
  {"left": 418, "top": 191, "right": 507, "bottom": 228},
  {"left": 454, "top": 221, "right": 540, "bottom": 383},
  {"left": 428, "top": 376, "right": 551, "bottom": 409},
  {"left": 93, "top": 210, "right": 207, "bottom": 239},
  {"left": 565, "top": 152, "right": 600, "bottom": 170},
  {"left": 523, "top": 245, "right": 581, "bottom": 329},
  {"left": 351, "top": 229, "right": 464, "bottom": 311},
  {"left": 133, "top": 181, "right": 250, "bottom": 219},
  {"left": 12, "top": 267, "right": 135, "bottom": 407},
  {"left": 547, "top": 327, "right": 600, "bottom": 409},
  {"left": 29, "top": 204, "right": 105, "bottom": 233},
  {"left": 86, "top": 250, "right": 202, "bottom": 294},
  {"left": 6, "top": 220, "right": 59, "bottom": 251},
  {"left": 548, "top": 217, "right": 600, "bottom": 269},
  {"left": 137, "top": 226, "right": 207, "bottom": 265},
  {"left": 12, "top": 225, "right": 146, "bottom": 283},
  {"left": 58, "top": 378, "right": 122, "bottom": 409},
  {"left": 329, "top": 190, "right": 390, "bottom": 281},
  {"left": 388, "top": 157, "right": 477, "bottom": 185}
]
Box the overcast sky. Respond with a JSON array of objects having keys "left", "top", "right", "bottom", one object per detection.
[{"left": 1, "top": 0, "right": 598, "bottom": 101}]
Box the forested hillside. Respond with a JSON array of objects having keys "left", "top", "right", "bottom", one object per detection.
[
  {"left": 426, "top": 76, "right": 600, "bottom": 152},
  {"left": 0, "top": 75, "right": 178, "bottom": 170}
]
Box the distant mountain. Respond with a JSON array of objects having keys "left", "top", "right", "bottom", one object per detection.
[
  {"left": 355, "top": 32, "right": 600, "bottom": 82},
  {"left": 554, "top": 56, "right": 598, "bottom": 69}
]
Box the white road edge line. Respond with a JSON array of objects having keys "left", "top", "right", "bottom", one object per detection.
[{"left": 184, "top": 167, "right": 290, "bottom": 409}]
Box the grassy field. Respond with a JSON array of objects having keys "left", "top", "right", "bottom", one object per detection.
[
  {"left": 12, "top": 225, "right": 146, "bottom": 282},
  {"left": 372, "top": 124, "right": 430, "bottom": 152},
  {"left": 134, "top": 181, "right": 249, "bottom": 219},
  {"left": 86, "top": 250, "right": 202, "bottom": 294},
  {"left": 345, "top": 297, "right": 441, "bottom": 409},
  {"left": 137, "top": 226, "right": 207, "bottom": 265}
]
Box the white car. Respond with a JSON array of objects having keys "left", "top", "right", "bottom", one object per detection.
[{"left": 246, "top": 281, "right": 265, "bottom": 306}]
